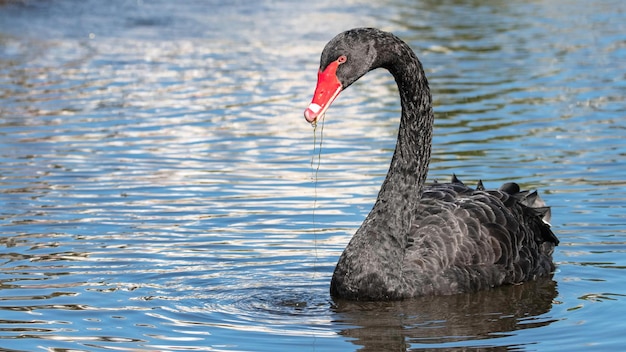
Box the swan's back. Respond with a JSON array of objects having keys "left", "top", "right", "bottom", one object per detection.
[{"left": 400, "top": 176, "right": 558, "bottom": 297}]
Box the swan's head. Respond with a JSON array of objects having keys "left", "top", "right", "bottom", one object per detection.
[{"left": 304, "top": 28, "right": 379, "bottom": 124}]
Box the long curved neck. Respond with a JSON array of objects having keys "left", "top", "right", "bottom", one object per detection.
[
  {"left": 370, "top": 37, "right": 434, "bottom": 231},
  {"left": 331, "top": 31, "right": 435, "bottom": 299}
]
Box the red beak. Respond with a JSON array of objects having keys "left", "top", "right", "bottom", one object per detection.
[{"left": 304, "top": 60, "right": 343, "bottom": 124}]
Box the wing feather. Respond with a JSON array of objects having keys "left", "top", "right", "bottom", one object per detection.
[{"left": 402, "top": 178, "right": 557, "bottom": 295}]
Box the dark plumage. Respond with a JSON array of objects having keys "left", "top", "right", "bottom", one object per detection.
[{"left": 303, "top": 28, "right": 558, "bottom": 300}]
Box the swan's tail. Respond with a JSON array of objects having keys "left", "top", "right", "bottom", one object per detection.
[{"left": 498, "top": 182, "right": 552, "bottom": 226}]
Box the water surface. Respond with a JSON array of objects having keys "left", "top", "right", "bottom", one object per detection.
[{"left": 1, "top": 0, "right": 625, "bottom": 351}]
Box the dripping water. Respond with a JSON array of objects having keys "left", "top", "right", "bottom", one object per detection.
[{"left": 311, "top": 115, "right": 325, "bottom": 268}]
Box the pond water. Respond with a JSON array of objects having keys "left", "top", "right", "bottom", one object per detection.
[{"left": 1, "top": 0, "right": 625, "bottom": 351}]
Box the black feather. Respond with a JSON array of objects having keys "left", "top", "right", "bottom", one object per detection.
[{"left": 311, "top": 28, "right": 558, "bottom": 300}]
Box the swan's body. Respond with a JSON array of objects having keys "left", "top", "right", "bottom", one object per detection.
[{"left": 304, "top": 28, "right": 558, "bottom": 300}]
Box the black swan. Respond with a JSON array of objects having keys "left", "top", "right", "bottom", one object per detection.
[{"left": 304, "top": 28, "right": 558, "bottom": 301}]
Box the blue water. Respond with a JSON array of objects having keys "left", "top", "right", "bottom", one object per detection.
[{"left": 1, "top": 0, "right": 625, "bottom": 351}]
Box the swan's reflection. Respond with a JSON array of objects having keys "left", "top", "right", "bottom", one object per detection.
[{"left": 332, "top": 278, "right": 558, "bottom": 351}]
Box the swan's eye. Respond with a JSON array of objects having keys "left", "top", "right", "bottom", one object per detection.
[{"left": 337, "top": 55, "right": 347, "bottom": 64}]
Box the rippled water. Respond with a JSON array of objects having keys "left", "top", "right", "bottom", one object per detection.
[{"left": 1, "top": 0, "right": 625, "bottom": 351}]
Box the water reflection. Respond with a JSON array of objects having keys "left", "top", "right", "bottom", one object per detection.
[{"left": 334, "top": 278, "right": 558, "bottom": 351}]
